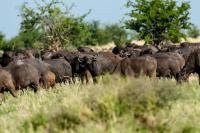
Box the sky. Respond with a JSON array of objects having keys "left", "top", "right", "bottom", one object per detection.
[{"left": 0, "top": 0, "right": 199, "bottom": 39}]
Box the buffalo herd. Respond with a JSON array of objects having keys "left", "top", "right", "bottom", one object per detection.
[{"left": 0, "top": 42, "right": 200, "bottom": 99}]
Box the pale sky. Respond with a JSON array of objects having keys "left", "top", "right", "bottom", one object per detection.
[{"left": 0, "top": 0, "right": 199, "bottom": 39}]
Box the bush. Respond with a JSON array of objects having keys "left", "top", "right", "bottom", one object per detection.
[
  {"left": 87, "top": 21, "right": 129, "bottom": 46},
  {"left": 5, "top": 30, "right": 46, "bottom": 51},
  {"left": 105, "top": 24, "right": 128, "bottom": 46},
  {"left": 187, "top": 24, "right": 200, "bottom": 38},
  {"left": 0, "top": 32, "right": 11, "bottom": 50}
]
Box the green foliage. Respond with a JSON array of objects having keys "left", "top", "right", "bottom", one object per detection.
[
  {"left": 1, "top": 1, "right": 131, "bottom": 50},
  {"left": 187, "top": 24, "right": 200, "bottom": 38},
  {"left": 20, "top": 0, "right": 92, "bottom": 50},
  {"left": 87, "top": 21, "right": 129, "bottom": 46},
  {"left": 126, "top": 0, "right": 191, "bottom": 46},
  {"left": 106, "top": 24, "right": 129, "bottom": 46},
  {"left": 6, "top": 30, "right": 46, "bottom": 50},
  {"left": 0, "top": 32, "right": 14, "bottom": 51},
  {"left": 0, "top": 32, "right": 8, "bottom": 50},
  {"left": 58, "top": 17, "right": 92, "bottom": 48},
  {"left": 0, "top": 32, "right": 5, "bottom": 45},
  {"left": 87, "top": 20, "right": 112, "bottom": 45}
]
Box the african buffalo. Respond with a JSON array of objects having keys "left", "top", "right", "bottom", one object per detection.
[
  {"left": 76, "top": 52, "right": 121, "bottom": 82},
  {"left": 153, "top": 52, "right": 185, "bottom": 78},
  {"left": 113, "top": 56, "right": 157, "bottom": 77},
  {"left": 177, "top": 49, "right": 200, "bottom": 83},
  {"left": 41, "top": 50, "right": 55, "bottom": 60},
  {"left": 113, "top": 44, "right": 158, "bottom": 58},
  {"left": 112, "top": 43, "right": 141, "bottom": 57},
  {"left": 0, "top": 69, "right": 17, "bottom": 97},
  {"left": 161, "top": 43, "right": 200, "bottom": 62},
  {"left": 44, "top": 58, "right": 72, "bottom": 83},
  {"left": 44, "top": 71, "right": 56, "bottom": 87},
  {"left": 77, "top": 47, "right": 94, "bottom": 53},
  {"left": 140, "top": 45, "right": 158, "bottom": 55},
  {"left": 1, "top": 51, "right": 14, "bottom": 67},
  {"left": 5, "top": 60, "right": 40, "bottom": 92},
  {"left": 21, "top": 58, "right": 55, "bottom": 88},
  {"left": 1, "top": 49, "right": 41, "bottom": 67}
]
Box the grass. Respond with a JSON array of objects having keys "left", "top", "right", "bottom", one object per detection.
[{"left": 0, "top": 75, "right": 200, "bottom": 133}]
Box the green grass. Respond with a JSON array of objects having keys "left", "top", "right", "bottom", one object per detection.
[{"left": 1, "top": 75, "right": 200, "bottom": 133}]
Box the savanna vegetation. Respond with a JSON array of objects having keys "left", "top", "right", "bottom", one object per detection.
[
  {"left": 187, "top": 24, "right": 200, "bottom": 38},
  {"left": 0, "top": 0, "right": 133, "bottom": 51},
  {"left": 1, "top": 0, "right": 197, "bottom": 51},
  {"left": 1, "top": 75, "right": 200, "bottom": 133},
  {"left": 1, "top": 0, "right": 200, "bottom": 132},
  {"left": 126, "top": 0, "right": 192, "bottom": 47}
]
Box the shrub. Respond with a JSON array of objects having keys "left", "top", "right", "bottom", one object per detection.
[{"left": 187, "top": 24, "right": 200, "bottom": 38}]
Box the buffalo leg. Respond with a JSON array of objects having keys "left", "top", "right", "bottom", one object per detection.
[
  {"left": 8, "top": 85, "right": 17, "bottom": 97},
  {"left": 40, "top": 76, "right": 48, "bottom": 89},
  {"left": 5, "top": 82, "right": 17, "bottom": 97},
  {"left": 93, "top": 76, "right": 98, "bottom": 83},
  {"left": 124, "top": 66, "right": 135, "bottom": 77},
  {"left": 198, "top": 73, "right": 200, "bottom": 85},
  {"left": 84, "top": 70, "right": 92, "bottom": 84},
  {"left": 72, "top": 74, "right": 78, "bottom": 84},
  {"left": 30, "top": 81, "right": 39, "bottom": 92},
  {"left": 80, "top": 74, "right": 85, "bottom": 84},
  {"left": 32, "top": 85, "right": 38, "bottom": 92}
]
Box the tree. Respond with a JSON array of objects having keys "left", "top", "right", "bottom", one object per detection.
[
  {"left": 0, "top": 32, "right": 5, "bottom": 46},
  {"left": 6, "top": 29, "right": 45, "bottom": 50},
  {"left": 125, "top": 0, "right": 191, "bottom": 47},
  {"left": 87, "top": 21, "right": 129, "bottom": 46},
  {"left": 187, "top": 24, "right": 200, "bottom": 38},
  {"left": 0, "top": 32, "right": 11, "bottom": 50},
  {"left": 87, "top": 20, "right": 107, "bottom": 45},
  {"left": 105, "top": 24, "right": 128, "bottom": 46},
  {"left": 20, "top": 0, "right": 91, "bottom": 50}
]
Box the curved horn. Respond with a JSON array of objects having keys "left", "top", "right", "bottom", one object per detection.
[{"left": 78, "top": 57, "right": 82, "bottom": 62}]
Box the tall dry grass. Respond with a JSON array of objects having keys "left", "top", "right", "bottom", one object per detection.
[{"left": 0, "top": 75, "right": 200, "bottom": 133}]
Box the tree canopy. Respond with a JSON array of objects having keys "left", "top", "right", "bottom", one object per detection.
[
  {"left": 87, "top": 21, "right": 129, "bottom": 46},
  {"left": 20, "top": 0, "right": 93, "bottom": 50},
  {"left": 125, "top": 0, "right": 191, "bottom": 47},
  {"left": 0, "top": 0, "right": 196, "bottom": 51},
  {"left": 18, "top": 0, "right": 130, "bottom": 50},
  {"left": 0, "top": 33, "right": 5, "bottom": 46}
]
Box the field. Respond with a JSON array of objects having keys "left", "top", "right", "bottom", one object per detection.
[{"left": 0, "top": 75, "right": 200, "bottom": 133}]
